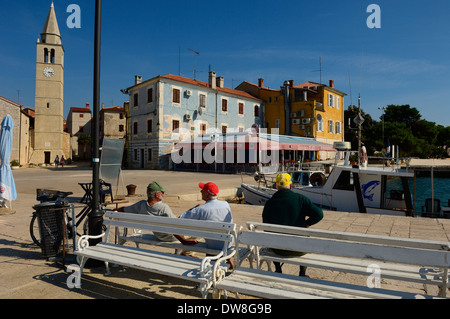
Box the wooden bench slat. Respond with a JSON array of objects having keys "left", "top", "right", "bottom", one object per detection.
[
  {"left": 238, "top": 230, "right": 450, "bottom": 268},
  {"left": 119, "top": 233, "right": 222, "bottom": 255},
  {"left": 77, "top": 243, "right": 208, "bottom": 282},
  {"left": 217, "top": 268, "right": 437, "bottom": 299},
  {"left": 106, "top": 211, "right": 235, "bottom": 231},
  {"left": 248, "top": 222, "right": 450, "bottom": 251},
  {"left": 258, "top": 251, "right": 445, "bottom": 285},
  {"left": 104, "top": 219, "right": 233, "bottom": 242}
]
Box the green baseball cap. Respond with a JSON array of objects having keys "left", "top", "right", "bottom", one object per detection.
[{"left": 147, "top": 181, "right": 166, "bottom": 192}]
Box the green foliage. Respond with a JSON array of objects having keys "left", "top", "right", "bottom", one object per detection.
[
  {"left": 345, "top": 104, "right": 448, "bottom": 158},
  {"left": 10, "top": 159, "right": 19, "bottom": 166}
]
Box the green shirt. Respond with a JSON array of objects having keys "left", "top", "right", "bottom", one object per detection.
[{"left": 262, "top": 188, "right": 323, "bottom": 228}]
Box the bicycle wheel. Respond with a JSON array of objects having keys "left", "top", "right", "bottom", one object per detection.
[{"left": 29, "top": 214, "right": 40, "bottom": 246}]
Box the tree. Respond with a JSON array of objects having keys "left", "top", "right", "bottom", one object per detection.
[{"left": 383, "top": 105, "right": 421, "bottom": 129}]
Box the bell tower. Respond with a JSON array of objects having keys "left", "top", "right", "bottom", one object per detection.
[{"left": 31, "top": 2, "right": 65, "bottom": 164}]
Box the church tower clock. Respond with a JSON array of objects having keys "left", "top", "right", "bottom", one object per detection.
[{"left": 31, "top": 2, "right": 65, "bottom": 164}]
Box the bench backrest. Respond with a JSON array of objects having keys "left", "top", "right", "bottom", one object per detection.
[
  {"left": 104, "top": 211, "right": 236, "bottom": 248},
  {"left": 239, "top": 222, "right": 450, "bottom": 268}
]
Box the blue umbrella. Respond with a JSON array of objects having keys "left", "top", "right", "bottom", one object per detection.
[{"left": 0, "top": 115, "right": 17, "bottom": 205}]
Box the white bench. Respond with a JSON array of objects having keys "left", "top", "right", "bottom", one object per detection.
[
  {"left": 214, "top": 222, "right": 450, "bottom": 299},
  {"left": 73, "top": 211, "right": 237, "bottom": 299}
]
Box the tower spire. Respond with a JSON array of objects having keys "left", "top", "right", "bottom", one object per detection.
[{"left": 40, "top": 2, "right": 61, "bottom": 44}]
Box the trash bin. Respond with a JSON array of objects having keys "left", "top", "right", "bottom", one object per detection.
[
  {"left": 33, "top": 202, "right": 67, "bottom": 258},
  {"left": 126, "top": 184, "right": 137, "bottom": 196}
]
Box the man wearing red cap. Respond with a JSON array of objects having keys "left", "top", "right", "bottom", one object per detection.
[{"left": 180, "top": 182, "right": 233, "bottom": 251}]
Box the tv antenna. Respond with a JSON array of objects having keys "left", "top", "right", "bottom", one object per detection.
[
  {"left": 310, "top": 56, "right": 323, "bottom": 84},
  {"left": 188, "top": 48, "right": 200, "bottom": 80}
]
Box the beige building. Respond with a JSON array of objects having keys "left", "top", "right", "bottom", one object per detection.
[
  {"left": 0, "top": 97, "right": 32, "bottom": 166},
  {"left": 29, "top": 3, "right": 70, "bottom": 164},
  {"left": 66, "top": 104, "right": 92, "bottom": 159},
  {"left": 100, "top": 106, "right": 126, "bottom": 140}
]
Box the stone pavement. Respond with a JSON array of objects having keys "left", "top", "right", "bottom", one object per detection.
[{"left": 0, "top": 163, "right": 449, "bottom": 299}]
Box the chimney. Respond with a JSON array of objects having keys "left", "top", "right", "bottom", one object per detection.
[
  {"left": 135, "top": 75, "right": 142, "bottom": 85},
  {"left": 209, "top": 71, "right": 216, "bottom": 89},
  {"left": 329, "top": 80, "right": 334, "bottom": 88},
  {"left": 216, "top": 76, "right": 224, "bottom": 88},
  {"left": 289, "top": 80, "right": 294, "bottom": 88},
  {"left": 258, "top": 78, "right": 264, "bottom": 88},
  {"left": 85, "top": 102, "right": 90, "bottom": 109}
]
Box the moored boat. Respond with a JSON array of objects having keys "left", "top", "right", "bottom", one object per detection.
[{"left": 242, "top": 163, "right": 415, "bottom": 216}]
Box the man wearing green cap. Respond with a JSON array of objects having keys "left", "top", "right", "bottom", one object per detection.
[
  {"left": 262, "top": 173, "right": 323, "bottom": 277},
  {"left": 116, "top": 181, "right": 196, "bottom": 245}
]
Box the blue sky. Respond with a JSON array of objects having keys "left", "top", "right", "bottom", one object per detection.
[{"left": 1, "top": 0, "right": 449, "bottom": 126}]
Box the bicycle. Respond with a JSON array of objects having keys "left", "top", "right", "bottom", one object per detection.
[{"left": 29, "top": 189, "right": 92, "bottom": 247}]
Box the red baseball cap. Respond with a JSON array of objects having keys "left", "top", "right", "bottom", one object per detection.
[{"left": 199, "top": 182, "right": 219, "bottom": 197}]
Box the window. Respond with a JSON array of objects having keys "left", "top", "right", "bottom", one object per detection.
[
  {"left": 133, "top": 93, "right": 138, "bottom": 107},
  {"left": 336, "top": 96, "right": 340, "bottom": 109},
  {"left": 336, "top": 121, "right": 341, "bottom": 134},
  {"left": 199, "top": 94, "right": 206, "bottom": 108},
  {"left": 328, "top": 120, "right": 335, "bottom": 133},
  {"left": 254, "top": 105, "right": 259, "bottom": 117},
  {"left": 147, "top": 88, "right": 153, "bottom": 103},
  {"left": 147, "top": 119, "right": 152, "bottom": 133},
  {"left": 221, "top": 99, "right": 228, "bottom": 112},
  {"left": 119, "top": 125, "right": 124, "bottom": 132},
  {"left": 148, "top": 148, "right": 152, "bottom": 162},
  {"left": 120, "top": 113, "right": 124, "bottom": 119},
  {"left": 133, "top": 122, "right": 138, "bottom": 135},
  {"left": 221, "top": 125, "right": 227, "bottom": 134},
  {"left": 79, "top": 114, "right": 84, "bottom": 118},
  {"left": 172, "top": 120, "right": 180, "bottom": 132},
  {"left": 47, "top": 103, "right": 50, "bottom": 108},
  {"left": 333, "top": 170, "right": 354, "bottom": 191},
  {"left": 44, "top": 48, "right": 48, "bottom": 63},
  {"left": 328, "top": 93, "right": 334, "bottom": 107},
  {"left": 173, "top": 88, "right": 180, "bottom": 103},
  {"left": 275, "top": 119, "right": 280, "bottom": 129},
  {"left": 134, "top": 149, "right": 138, "bottom": 161},
  {"left": 238, "top": 102, "right": 244, "bottom": 115},
  {"left": 50, "top": 49, "right": 55, "bottom": 63}
]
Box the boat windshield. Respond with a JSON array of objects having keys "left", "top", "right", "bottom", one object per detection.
[{"left": 333, "top": 170, "right": 354, "bottom": 191}]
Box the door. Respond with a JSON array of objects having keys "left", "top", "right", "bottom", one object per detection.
[
  {"left": 44, "top": 152, "right": 51, "bottom": 164},
  {"left": 140, "top": 148, "right": 144, "bottom": 169}
]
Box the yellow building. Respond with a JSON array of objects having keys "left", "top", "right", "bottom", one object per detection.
[{"left": 236, "top": 79, "right": 346, "bottom": 160}]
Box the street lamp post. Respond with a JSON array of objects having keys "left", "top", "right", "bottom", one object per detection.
[{"left": 88, "top": 0, "right": 103, "bottom": 246}]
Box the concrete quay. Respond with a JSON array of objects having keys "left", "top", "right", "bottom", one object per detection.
[{"left": 0, "top": 164, "right": 449, "bottom": 299}]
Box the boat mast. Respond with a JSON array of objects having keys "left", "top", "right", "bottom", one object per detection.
[{"left": 353, "top": 95, "right": 364, "bottom": 166}]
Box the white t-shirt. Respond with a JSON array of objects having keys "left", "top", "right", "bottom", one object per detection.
[{"left": 123, "top": 200, "right": 177, "bottom": 242}]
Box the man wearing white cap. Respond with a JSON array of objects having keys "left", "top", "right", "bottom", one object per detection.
[{"left": 262, "top": 173, "right": 323, "bottom": 277}]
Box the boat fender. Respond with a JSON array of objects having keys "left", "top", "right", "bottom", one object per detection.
[
  {"left": 310, "top": 172, "right": 326, "bottom": 186},
  {"left": 361, "top": 146, "right": 368, "bottom": 168}
]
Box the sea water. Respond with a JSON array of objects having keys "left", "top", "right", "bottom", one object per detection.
[{"left": 387, "top": 177, "right": 450, "bottom": 213}]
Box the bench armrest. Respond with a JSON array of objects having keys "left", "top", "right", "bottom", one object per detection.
[
  {"left": 77, "top": 233, "right": 106, "bottom": 251},
  {"left": 212, "top": 248, "right": 237, "bottom": 287}
]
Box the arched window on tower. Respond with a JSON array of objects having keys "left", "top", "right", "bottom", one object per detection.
[
  {"left": 44, "top": 48, "right": 49, "bottom": 63},
  {"left": 50, "top": 49, "right": 55, "bottom": 63}
]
